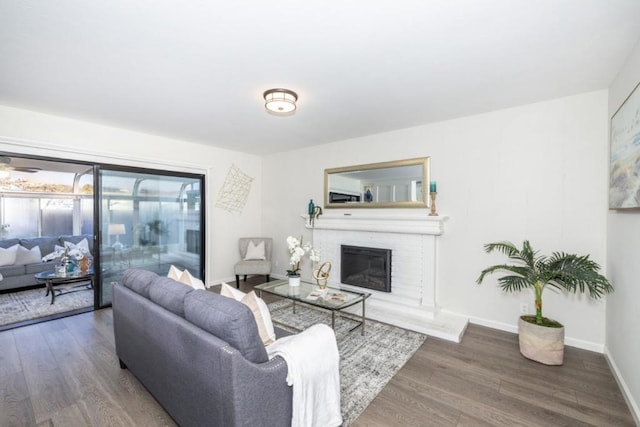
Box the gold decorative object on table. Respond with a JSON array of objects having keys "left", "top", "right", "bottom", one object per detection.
[
  {"left": 313, "top": 261, "right": 332, "bottom": 289},
  {"left": 78, "top": 256, "right": 91, "bottom": 273}
]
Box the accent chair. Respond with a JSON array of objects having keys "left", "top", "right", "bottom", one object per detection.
[{"left": 234, "top": 237, "right": 272, "bottom": 288}]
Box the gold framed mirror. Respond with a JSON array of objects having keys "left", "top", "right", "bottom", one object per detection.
[{"left": 324, "top": 157, "right": 430, "bottom": 209}]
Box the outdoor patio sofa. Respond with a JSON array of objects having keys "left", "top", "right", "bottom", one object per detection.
[
  {"left": 113, "top": 268, "right": 294, "bottom": 426},
  {"left": 0, "top": 234, "right": 93, "bottom": 292}
]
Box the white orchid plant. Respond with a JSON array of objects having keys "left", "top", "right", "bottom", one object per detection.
[{"left": 286, "top": 235, "right": 320, "bottom": 277}]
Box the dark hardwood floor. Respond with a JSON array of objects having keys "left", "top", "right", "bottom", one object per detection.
[{"left": 0, "top": 276, "right": 635, "bottom": 426}]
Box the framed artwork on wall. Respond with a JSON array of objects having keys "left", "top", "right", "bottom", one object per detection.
[{"left": 610, "top": 80, "right": 640, "bottom": 209}]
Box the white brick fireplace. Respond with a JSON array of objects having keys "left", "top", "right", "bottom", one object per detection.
[{"left": 309, "top": 211, "right": 468, "bottom": 342}]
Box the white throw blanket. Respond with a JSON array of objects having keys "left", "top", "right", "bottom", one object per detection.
[{"left": 267, "top": 324, "right": 342, "bottom": 427}]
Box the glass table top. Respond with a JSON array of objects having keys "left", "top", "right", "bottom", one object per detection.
[{"left": 255, "top": 279, "right": 370, "bottom": 310}]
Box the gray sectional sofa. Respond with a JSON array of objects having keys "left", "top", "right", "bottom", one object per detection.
[
  {"left": 0, "top": 234, "right": 93, "bottom": 292},
  {"left": 113, "top": 269, "right": 294, "bottom": 427}
]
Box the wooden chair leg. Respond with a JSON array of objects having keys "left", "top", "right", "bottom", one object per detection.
[
  {"left": 235, "top": 275, "right": 240, "bottom": 288},
  {"left": 243, "top": 275, "right": 247, "bottom": 282},
  {"left": 266, "top": 275, "right": 270, "bottom": 282}
]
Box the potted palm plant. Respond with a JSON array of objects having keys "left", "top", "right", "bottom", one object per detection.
[{"left": 476, "top": 240, "right": 613, "bottom": 365}]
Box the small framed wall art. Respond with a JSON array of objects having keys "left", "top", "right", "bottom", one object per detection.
[{"left": 610, "top": 80, "right": 640, "bottom": 209}]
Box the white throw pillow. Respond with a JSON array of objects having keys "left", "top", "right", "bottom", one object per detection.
[
  {"left": 167, "top": 265, "right": 183, "bottom": 281},
  {"left": 178, "top": 269, "right": 206, "bottom": 290},
  {"left": 64, "top": 238, "right": 90, "bottom": 254},
  {"left": 241, "top": 291, "right": 276, "bottom": 345},
  {"left": 0, "top": 244, "right": 19, "bottom": 266},
  {"left": 219, "top": 283, "right": 275, "bottom": 345},
  {"left": 16, "top": 245, "right": 42, "bottom": 265},
  {"left": 220, "top": 282, "right": 246, "bottom": 300},
  {"left": 244, "top": 240, "right": 266, "bottom": 260}
]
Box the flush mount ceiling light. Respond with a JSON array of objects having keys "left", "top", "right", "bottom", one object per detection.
[{"left": 263, "top": 88, "right": 298, "bottom": 114}]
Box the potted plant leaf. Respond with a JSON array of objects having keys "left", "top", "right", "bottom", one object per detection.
[{"left": 476, "top": 240, "right": 613, "bottom": 365}]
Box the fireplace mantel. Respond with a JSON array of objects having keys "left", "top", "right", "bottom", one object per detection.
[
  {"left": 305, "top": 211, "right": 448, "bottom": 235},
  {"left": 308, "top": 211, "right": 468, "bottom": 342}
]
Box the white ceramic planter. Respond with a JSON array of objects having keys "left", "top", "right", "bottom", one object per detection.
[
  {"left": 518, "top": 316, "right": 565, "bottom": 365},
  {"left": 288, "top": 275, "right": 301, "bottom": 287}
]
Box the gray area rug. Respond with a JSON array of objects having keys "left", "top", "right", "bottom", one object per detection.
[
  {"left": 0, "top": 285, "right": 93, "bottom": 327},
  {"left": 268, "top": 300, "right": 427, "bottom": 426}
]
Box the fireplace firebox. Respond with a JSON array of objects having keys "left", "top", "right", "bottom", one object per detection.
[{"left": 340, "top": 245, "right": 391, "bottom": 292}]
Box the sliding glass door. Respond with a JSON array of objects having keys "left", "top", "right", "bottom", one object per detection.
[{"left": 96, "top": 167, "right": 204, "bottom": 307}]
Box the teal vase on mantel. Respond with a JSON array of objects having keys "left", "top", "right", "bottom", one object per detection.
[{"left": 308, "top": 199, "right": 315, "bottom": 216}]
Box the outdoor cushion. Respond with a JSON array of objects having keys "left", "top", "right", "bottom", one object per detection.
[
  {"left": 0, "top": 264, "right": 26, "bottom": 277},
  {"left": 19, "top": 237, "right": 59, "bottom": 258},
  {"left": 63, "top": 238, "right": 91, "bottom": 255},
  {"left": 0, "top": 238, "right": 20, "bottom": 249},
  {"left": 0, "top": 245, "right": 18, "bottom": 266},
  {"left": 16, "top": 245, "right": 42, "bottom": 265},
  {"left": 59, "top": 234, "right": 94, "bottom": 253},
  {"left": 25, "top": 263, "right": 53, "bottom": 275}
]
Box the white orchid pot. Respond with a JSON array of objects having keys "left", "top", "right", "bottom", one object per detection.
[
  {"left": 288, "top": 275, "right": 301, "bottom": 287},
  {"left": 518, "top": 316, "right": 565, "bottom": 365}
]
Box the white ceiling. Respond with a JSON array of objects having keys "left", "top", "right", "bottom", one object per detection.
[{"left": 1, "top": 1, "right": 639, "bottom": 155}]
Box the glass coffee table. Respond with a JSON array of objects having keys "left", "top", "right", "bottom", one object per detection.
[
  {"left": 255, "top": 279, "right": 371, "bottom": 336},
  {"left": 35, "top": 269, "right": 94, "bottom": 305}
]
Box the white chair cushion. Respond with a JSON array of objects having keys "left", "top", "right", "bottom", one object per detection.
[{"left": 234, "top": 260, "right": 271, "bottom": 275}]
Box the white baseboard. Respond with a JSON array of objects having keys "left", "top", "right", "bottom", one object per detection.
[
  {"left": 468, "top": 316, "right": 517, "bottom": 334},
  {"left": 604, "top": 346, "right": 640, "bottom": 426},
  {"left": 467, "top": 316, "right": 604, "bottom": 352}
]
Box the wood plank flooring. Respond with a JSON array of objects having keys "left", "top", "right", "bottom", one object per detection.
[
  {"left": 353, "top": 324, "right": 636, "bottom": 427},
  {"left": 0, "top": 278, "right": 635, "bottom": 426}
]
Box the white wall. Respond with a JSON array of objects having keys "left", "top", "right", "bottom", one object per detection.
[
  {"left": 0, "top": 104, "right": 263, "bottom": 284},
  {"left": 263, "top": 90, "right": 609, "bottom": 349},
  {"left": 606, "top": 38, "right": 640, "bottom": 422},
  {"left": 0, "top": 82, "right": 632, "bottom": 415}
]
